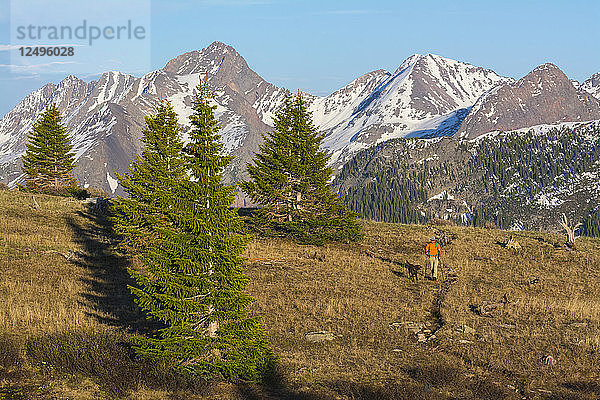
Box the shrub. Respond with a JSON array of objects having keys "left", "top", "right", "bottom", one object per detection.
[
  {"left": 0, "top": 332, "right": 24, "bottom": 370},
  {"left": 484, "top": 220, "right": 497, "bottom": 229},
  {"left": 24, "top": 329, "right": 213, "bottom": 396},
  {"left": 66, "top": 186, "right": 90, "bottom": 200},
  {"left": 25, "top": 330, "right": 138, "bottom": 396}
]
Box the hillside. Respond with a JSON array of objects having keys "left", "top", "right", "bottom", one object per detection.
[
  {"left": 334, "top": 122, "right": 600, "bottom": 235},
  {"left": 0, "top": 189, "right": 599, "bottom": 399}
]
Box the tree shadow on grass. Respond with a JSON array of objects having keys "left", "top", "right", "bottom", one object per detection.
[
  {"left": 236, "top": 370, "right": 392, "bottom": 400},
  {"left": 235, "top": 366, "right": 456, "bottom": 400},
  {"left": 561, "top": 381, "right": 600, "bottom": 397},
  {"left": 65, "top": 206, "right": 156, "bottom": 334}
]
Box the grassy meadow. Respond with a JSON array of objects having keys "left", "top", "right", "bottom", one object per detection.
[{"left": 0, "top": 188, "right": 598, "bottom": 399}]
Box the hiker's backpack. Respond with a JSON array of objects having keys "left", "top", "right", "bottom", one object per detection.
[{"left": 427, "top": 242, "right": 440, "bottom": 256}]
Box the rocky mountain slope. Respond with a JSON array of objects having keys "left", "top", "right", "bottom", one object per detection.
[
  {"left": 1, "top": 41, "right": 598, "bottom": 198},
  {"left": 457, "top": 64, "right": 600, "bottom": 138},
  {"left": 308, "top": 54, "right": 512, "bottom": 168},
  {"left": 0, "top": 42, "right": 286, "bottom": 197},
  {"left": 0, "top": 43, "right": 513, "bottom": 195},
  {"left": 582, "top": 72, "right": 600, "bottom": 99}
]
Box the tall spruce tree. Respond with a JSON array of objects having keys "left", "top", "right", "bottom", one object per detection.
[
  {"left": 21, "top": 103, "right": 76, "bottom": 191},
  {"left": 242, "top": 92, "right": 362, "bottom": 244},
  {"left": 113, "top": 90, "right": 273, "bottom": 381}
]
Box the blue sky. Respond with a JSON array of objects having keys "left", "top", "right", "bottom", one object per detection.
[{"left": 1, "top": 0, "right": 599, "bottom": 117}]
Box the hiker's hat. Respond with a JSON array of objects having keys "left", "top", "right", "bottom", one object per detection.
[{"left": 429, "top": 236, "right": 436, "bottom": 241}]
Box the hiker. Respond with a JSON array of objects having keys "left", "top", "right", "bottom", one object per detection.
[{"left": 425, "top": 236, "right": 441, "bottom": 281}]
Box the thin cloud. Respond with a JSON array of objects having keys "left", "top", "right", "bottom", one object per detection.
[
  {"left": 315, "top": 9, "right": 383, "bottom": 16},
  {"left": 0, "top": 73, "right": 42, "bottom": 80},
  {"left": 0, "top": 61, "right": 79, "bottom": 71},
  {"left": 197, "top": 0, "right": 271, "bottom": 5}
]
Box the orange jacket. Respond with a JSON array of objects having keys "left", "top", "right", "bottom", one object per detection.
[{"left": 426, "top": 241, "right": 441, "bottom": 257}]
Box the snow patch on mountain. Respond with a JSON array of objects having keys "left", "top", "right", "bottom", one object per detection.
[
  {"left": 219, "top": 114, "right": 248, "bottom": 154},
  {"left": 428, "top": 190, "right": 455, "bottom": 202},
  {"left": 535, "top": 192, "right": 562, "bottom": 208},
  {"left": 168, "top": 73, "right": 201, "bottom": 136},
  {"left": 252, "top": 85, "right": 289, "bottom": 126},
  {"left": 402, "top": 108, "right": 470, "bottom": 139},
  {"left": 106, "top": 171, "right": 119, "bottom": 193},
  {"left": 469, "top": 119, "right": 600, "bottom": 141}
]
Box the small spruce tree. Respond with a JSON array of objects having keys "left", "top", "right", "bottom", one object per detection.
[
  {"left": 242, "top": 92, "right": 362, "bottom": 245},
  {"left": 112, "top": 101, "right": 187, "bottom": 254},
  {"left": 21, "top": 103, "right": 76, "bottom": 192},
  {"left": 113, "top": 90, "right": 273, "bottom": 381}
]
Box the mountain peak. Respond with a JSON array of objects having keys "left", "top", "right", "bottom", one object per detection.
[
  {"left": 393, "top": 54, "right": 422, "bottom": 74},
  {"left": 206, "top": 40, "right": 231, "bottom": 51},
  {"left": 458, "top": 63, "right": 600, "bottom": 138},
  {"left": 394, "top": 53, "right": 501, "bottom": 77},
  {"left": 531, "top": 62, "right": 561, "bottom": 73},
  {"left": 582, "top": 72, "right": 600, "bottom": 99},
  {"left": 356, "top": 69, "right": 390, "bottom": 82},
  {"left": 203, "top": 40, "right": 240, "bottom": 59},
  {"left": 61, "top": 74, "right": 80, "bottom": 83},
  {"left": 162, "top": 41, "right": 242, "bottom": 75},
  {"left": 516, "top": 63, "right": 571, "bottom": 90},
  {"left": 424, "top": 53, "right": 445, "bottom": 60},
  {"left": 57, "top": 75, "right": 85, "bottom": 89}
]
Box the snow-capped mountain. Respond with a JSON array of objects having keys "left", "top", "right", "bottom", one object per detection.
[
  {"left": 0, "top": 41, "right": 598, "bottom": 198},
  {"left": 0, "top": 42, "right": 284, "bottom": 197},
  {"left": 0, "top": 43, "right": 512, "bottom": 195},
  {"left": 309, "top": 53, "right": 512, "bottom": 167},
  {"left": 457, "top": 64, "right": 600, "bottom": 138},
  {"left": 582, "top": 72, "right": 600, "bottom": 99}
]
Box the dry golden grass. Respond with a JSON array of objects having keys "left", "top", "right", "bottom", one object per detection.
[
  {"left": 0, "top": 191, "right": 98, "bottom": 334},
  {"left": 244, "top": 222, "right": 600, "bottom": 399},
  {"left": 0, "top": 189, "right": 599, "bottom": 399}
]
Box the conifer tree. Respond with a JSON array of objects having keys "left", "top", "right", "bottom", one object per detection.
[
  {"left": 113, "top": 90, "right": 273, "bottom": 381},
  {"left": 21, "top": 103, "right": 76, "bottom": 191},
  {"left": 242, "top": 92, "right": 362, "bottom": 244},
  {"left": 112, "top": 102, "right": 186, "bottom": 254}
]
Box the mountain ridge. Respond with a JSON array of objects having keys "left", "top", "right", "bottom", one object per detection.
[
  {"left": 457, "top": 63, "right": 600, "bottom": 138},
  {"left": 1, "top": 41, "right": 598, "bottom": 197}
]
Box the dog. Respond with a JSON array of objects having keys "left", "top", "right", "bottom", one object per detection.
[{"left": 405, "top": 262, "right": 421, "bottom": 282}]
